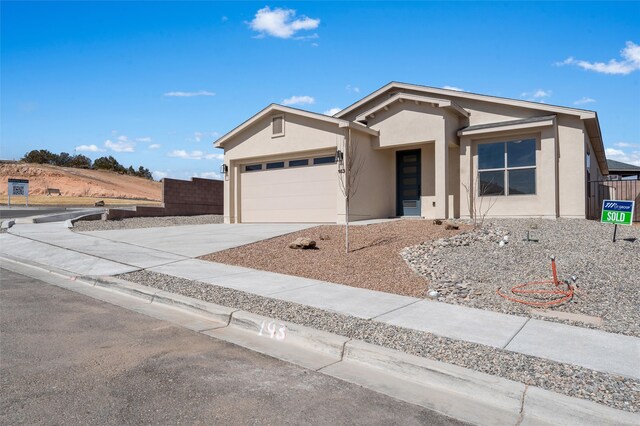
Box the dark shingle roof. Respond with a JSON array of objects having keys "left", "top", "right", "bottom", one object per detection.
[
  {"left": 459, "top": 115, "right": 556, "bottom": 133},
  {"left": 606, "top": 159, "right": 640, "bottom": 172}
]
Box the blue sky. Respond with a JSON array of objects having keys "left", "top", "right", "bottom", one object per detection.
[{"left": 2, "top": 1, "right": 639, "bottom": 180}]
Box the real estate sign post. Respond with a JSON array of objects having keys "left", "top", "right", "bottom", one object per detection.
[
  {"left": 8, "top": 178, "right": 29, "bottom": 207},
  {"left": 600, "top": 199, "right": 635, "bottom": 242}
]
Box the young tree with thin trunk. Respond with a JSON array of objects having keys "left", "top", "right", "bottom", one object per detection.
[{"left": 337, "top": 129, "right": 365, "bottom": 253}]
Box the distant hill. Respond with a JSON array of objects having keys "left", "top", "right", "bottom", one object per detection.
[{"left": 0, "top": 161, "right": 161, "bottom": 200}]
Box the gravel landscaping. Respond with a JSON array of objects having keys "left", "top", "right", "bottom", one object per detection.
[
  {"left": 402, "top": 219, "right": 640, "bottom": 337},
  {"left": 72, "top": 214, "right": 224, "bottom": 231},
  {"left": 202, "top": 220, "right": 470, "bottom": 298},
  {"left": 119, "top": 269, "right": 639, "bottom": 413}
]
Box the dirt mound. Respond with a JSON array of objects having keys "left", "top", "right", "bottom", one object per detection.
[{"left": 0, "top": 161, "right": 161, "bottom": 200}]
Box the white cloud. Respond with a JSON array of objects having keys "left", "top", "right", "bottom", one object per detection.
[
  {"left": 557, "top": 41, "right": 640, "bottom": 75},
  {"left": 574, "top": 97, "right": 596, "bottom": 105},
  {"left": 521, "top": 89, "right": 552, "bottom": 102},
  {"left": 346, "top": 84, "right": 360, "bottom": 93},
  {"left": 606, "top": 147, "right": 640, "bottom": 166},
  {"left": 197, "top": 171, "right": 222, "bottom": 180},
  {"left": 615, "top": 142, "right": 640, "bottom": 148},
  {"left": 136, "top": 137, "right": 152, "bottom": 142},
  {"left": 75, "top": 144, "right": 105, "bottom": 153},
  {"left": 324, "top": 107, "right": 342, "bottom": 116},
  {"left": 442, "top": 85, "right": 464, "bottom": 91},
  {"left": 249, "top": 6, "right": 320, "bottom": 39},
  {"left": 168, "top": 150, "right": 204, "bottom": 160},
  {"left": 194, "top": 132, "right": 203, "bottom": 142},
  {"left": 282, "top": 95, "right": 315, "bottom": 106},
  {"left": 168, "top": 150, "right": 223, "bottom": 160},
  {"left": 163, "top": 90, "right": 215, "bottom": 97},
  {"left": 148, "top": 144, "right": 161, "bottom": 149},
  {"left": 152, "top": 170, "right": 168, "bottom": 181},
  {"left": 104, "top": 137, "right": 135, "bottom": 152}
]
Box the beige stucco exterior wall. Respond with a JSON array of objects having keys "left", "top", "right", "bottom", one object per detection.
[
  {"left": 557, "top": 115, "right": 589, "bottom": 218},
  {"left": 345, "top": 135, "right": 393, "bottom": 222},
  {"left": 222, "top": 112, "right": 347, "bottom": 223},
  {"left": 459, "top": 125, "right": 559, "bottom": 219}
]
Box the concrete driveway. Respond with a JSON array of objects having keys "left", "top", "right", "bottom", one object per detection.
[{"left": 77, "top": 223, "right": 316, "bottom": 257}]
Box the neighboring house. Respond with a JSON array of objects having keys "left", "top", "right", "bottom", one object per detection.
[
  {"left": 214, "top": 82, "right": 607, "bottom": 223},
  {"left": 605, "top": 159, "right": 640, "bottom": 180}
]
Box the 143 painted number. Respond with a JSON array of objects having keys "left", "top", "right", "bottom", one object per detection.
[{"left": 258, "top": 321, "right": 287, "bottom": 341}]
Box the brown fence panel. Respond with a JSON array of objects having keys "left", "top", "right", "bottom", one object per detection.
[{"left": 588, "top": 180, "right": 640, "bottom": 222}]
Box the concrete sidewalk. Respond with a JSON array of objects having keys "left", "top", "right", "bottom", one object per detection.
[{"left": 1, "top": 220, "right": 638, "bottom": 380}]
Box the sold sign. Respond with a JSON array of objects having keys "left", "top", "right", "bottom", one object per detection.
[{"left": 601, "top": 200, "right": 635, "bottom": 226}]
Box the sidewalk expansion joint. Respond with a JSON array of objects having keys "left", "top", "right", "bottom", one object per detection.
[
  {"left": 502, "top": 317, "right": 531, "bottom": 349},
  {"left": 316, "top": 339, "right": 351, "bottom": 372},
  {"left": 515, "top": 384, "right": 529, "bottom": 426},
  {"left": 369, "top": 299, "right": 422, "bottom": 320}
]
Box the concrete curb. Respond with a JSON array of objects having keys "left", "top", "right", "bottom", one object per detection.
[
  {"left": 1, "top": 219, "right": 16, "bottom": 229},
  {"left": 66, "top": 211, "right": 105, "bottom": 228},
  {"left": 32, "top": 208, "right": 106, "bottom": 224},
  {"left": 2, "top": 256, "right": 638, "bottom": 426}
]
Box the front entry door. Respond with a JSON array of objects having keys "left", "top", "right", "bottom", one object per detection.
[{"left": 396, "top": 150, "right": 421, "bottom": 216}]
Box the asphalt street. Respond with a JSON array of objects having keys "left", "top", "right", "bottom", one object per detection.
[{"left": 0, "top": 268, "right": 466, "bottom": 425}]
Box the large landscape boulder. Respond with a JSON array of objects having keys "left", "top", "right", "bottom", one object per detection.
[{"left": 288, "top": 237, "right": 317, "bottom": 250}]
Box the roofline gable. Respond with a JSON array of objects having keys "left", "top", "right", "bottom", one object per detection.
[
  {"left": 214, "top": 104, "right": 377, "bottom": 147},
  {"left": 335, "top": 81, "right": 597, "bottom": 120},
  {"left": 355, "top": 93, "right": 469, "bottom": 122}
]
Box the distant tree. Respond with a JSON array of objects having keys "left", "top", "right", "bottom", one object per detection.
[
  {"left": 136, "top": 166, "right": 153, "bottom": 180},
  {"left": 93, "top": 155, "right": 120, "bottom": 170},
  {"left": 67, "top": 154, "right": 92, "bottom": 169},
  {"left": 22, "top": 149, "right": 56, "bottom": 164},
  {"left": 127, "top": 165, "right": 135, "bottom": 175},
  {"left": 56, "top": 152, "right": 71, "bottom": 166}
]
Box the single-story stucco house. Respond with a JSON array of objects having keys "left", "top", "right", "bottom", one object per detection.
[{"left": 214, "top": 82, "right": 607, "bottom": 224}]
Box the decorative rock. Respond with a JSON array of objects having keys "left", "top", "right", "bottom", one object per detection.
[
  {"left": 288, "top": 237, "right": 317, "bottom": 250},
  {"left": 319, "top": 234, "right": 331, "bottom": 240},
  {"left": 433, "top": 219, "right": 443, "bottom": 225},
  {"left": 94, "top": 200, "right": 105, "bottom": 207},
  {"left": 444, "top": 222, "right": 459, "bottom": 230}
]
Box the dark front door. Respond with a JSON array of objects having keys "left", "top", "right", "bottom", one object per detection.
[{"left": 396, "top": 149, "right": 421, "bottom": 216}]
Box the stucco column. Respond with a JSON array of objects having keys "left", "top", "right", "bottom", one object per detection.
[
  {"left": 540, "top": 124, "right": 559, "bottom": 218},
  {"left": 459, "top": 137, "right": 472, "bottom": 219},
  {"left": 223, "top": 162, "right": 232, "bottom": 224},
  {"left": 434, "top": 138, "right": 449, "bottom": 219}
]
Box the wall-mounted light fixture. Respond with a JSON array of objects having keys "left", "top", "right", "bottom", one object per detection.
[
  {"left": 220, "top": 163, "right": 229, "bottom": 175},
  {"left": 336, "top": 150, "right": 344, "bottom": 162}
]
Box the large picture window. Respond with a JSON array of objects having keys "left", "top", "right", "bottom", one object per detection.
[{"left": 478, "top": 138, "right": 536, "bottom": 196}]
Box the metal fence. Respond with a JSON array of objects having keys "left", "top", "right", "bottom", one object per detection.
[{"left": 587, "top": 179, "right": 640, "bottom": 222}]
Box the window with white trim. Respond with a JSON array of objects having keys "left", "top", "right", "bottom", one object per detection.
[
  {"left": 271, "top": 115, "right": 284, "bottom": 137},
  {"left": 478, "top": 138, "right": 536, "bottom": 196}
]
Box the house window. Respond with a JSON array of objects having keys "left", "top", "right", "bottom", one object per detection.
[
  {"left": 313, "top": 156, "right": 335, "bottom": 165},
  {"left": 289, "top": 159, "right": 309, "bottom": 167},
  {"left": 266, "top": 161, "right": 285, "bottom": 169},
  {"left": 478, "top": 138, "right": 536, "bottom": 196},
  {"left": 272, "top": 115, "right": 284, "bottom": 137},
  {"left": 245, "top": 164, "right": 262, "bottom": 172}
]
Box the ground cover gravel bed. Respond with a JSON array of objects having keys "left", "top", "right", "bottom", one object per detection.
[
  {"left": 402, "top": 219, "right": 640, "bottom": 337},
  {"left": 72, "top": 214, "right": 224, "bottom": 231},
  {"left": 202, "top": 220, "right": 470, "bottom": 298},
  {"left": 119, "top": 269, "right": 639, "bottom": 413}
]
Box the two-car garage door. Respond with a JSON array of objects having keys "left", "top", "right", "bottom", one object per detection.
[{"left": 240, "top": 163, "right": 336, "bottom": 223}]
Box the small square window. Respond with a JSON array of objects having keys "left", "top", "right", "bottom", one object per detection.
[
  {"left": 289, "top": 159, "right": 309, "bottom": 167},
  {"left": 272, "top": 115, "right": 284, "bottom": 137},
  {"left": 245, "top": 164, "right": 262, "bottom": 172},
  {"left": 266, "top": 161, "right": 284, "bottom": 170}
]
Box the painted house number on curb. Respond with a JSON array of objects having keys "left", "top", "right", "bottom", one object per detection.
[{"left": 258, "top": 321, "right": 287, "bottom": 341}]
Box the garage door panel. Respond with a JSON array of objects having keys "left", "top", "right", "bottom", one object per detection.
[{"left": 241, "top": 164, "right": 336, "bottom": 223}]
